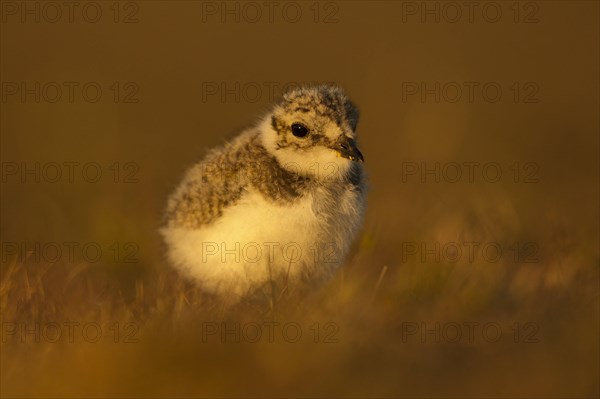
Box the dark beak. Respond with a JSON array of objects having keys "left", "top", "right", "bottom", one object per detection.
[{"left": 334, "top": 135, "right": 364, "bottom": 163}]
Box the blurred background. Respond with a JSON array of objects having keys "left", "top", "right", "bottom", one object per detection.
[{"left": 1, "top": 1, "right": 598, "bottom": 397}]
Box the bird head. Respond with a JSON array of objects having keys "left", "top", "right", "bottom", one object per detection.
[{"left": 259, "top": 85, "right": 363, "bottom": 180}]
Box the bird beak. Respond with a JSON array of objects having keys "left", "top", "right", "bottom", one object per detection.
[{"left": 333, "top": 135, "right": 364, "bottom": 163}]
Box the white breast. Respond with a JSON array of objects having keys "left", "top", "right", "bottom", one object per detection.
[{"left": 161, "top": 188, "right": 359, "bottom": 298}]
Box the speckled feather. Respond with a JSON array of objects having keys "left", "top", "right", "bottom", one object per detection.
[{"left": 165, "top": 133, "right": 363, "bottom": 228}]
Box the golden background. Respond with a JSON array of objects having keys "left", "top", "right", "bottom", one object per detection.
[{"left": 1, "top": 1, "right": 598, "bottom": 397}]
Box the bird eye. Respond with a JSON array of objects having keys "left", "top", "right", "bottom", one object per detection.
[{"left": 291, "top": 123, "right": 309, "bottom": 138}]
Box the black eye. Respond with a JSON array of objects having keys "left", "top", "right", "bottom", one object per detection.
[{"left": 291, "top": 123, "right": 309, "bottom": 138}]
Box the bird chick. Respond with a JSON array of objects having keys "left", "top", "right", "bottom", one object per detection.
[{"left": 161, "top": 84, "right": 366, "bottom": 301}]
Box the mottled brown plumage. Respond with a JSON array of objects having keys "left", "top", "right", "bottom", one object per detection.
[{"left": 161, "top": 84, "right": 366, "bottom": 299}]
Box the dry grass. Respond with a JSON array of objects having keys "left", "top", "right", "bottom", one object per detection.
[{"left": 1, "top": 195, "right": 598, "bottom": 397}]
